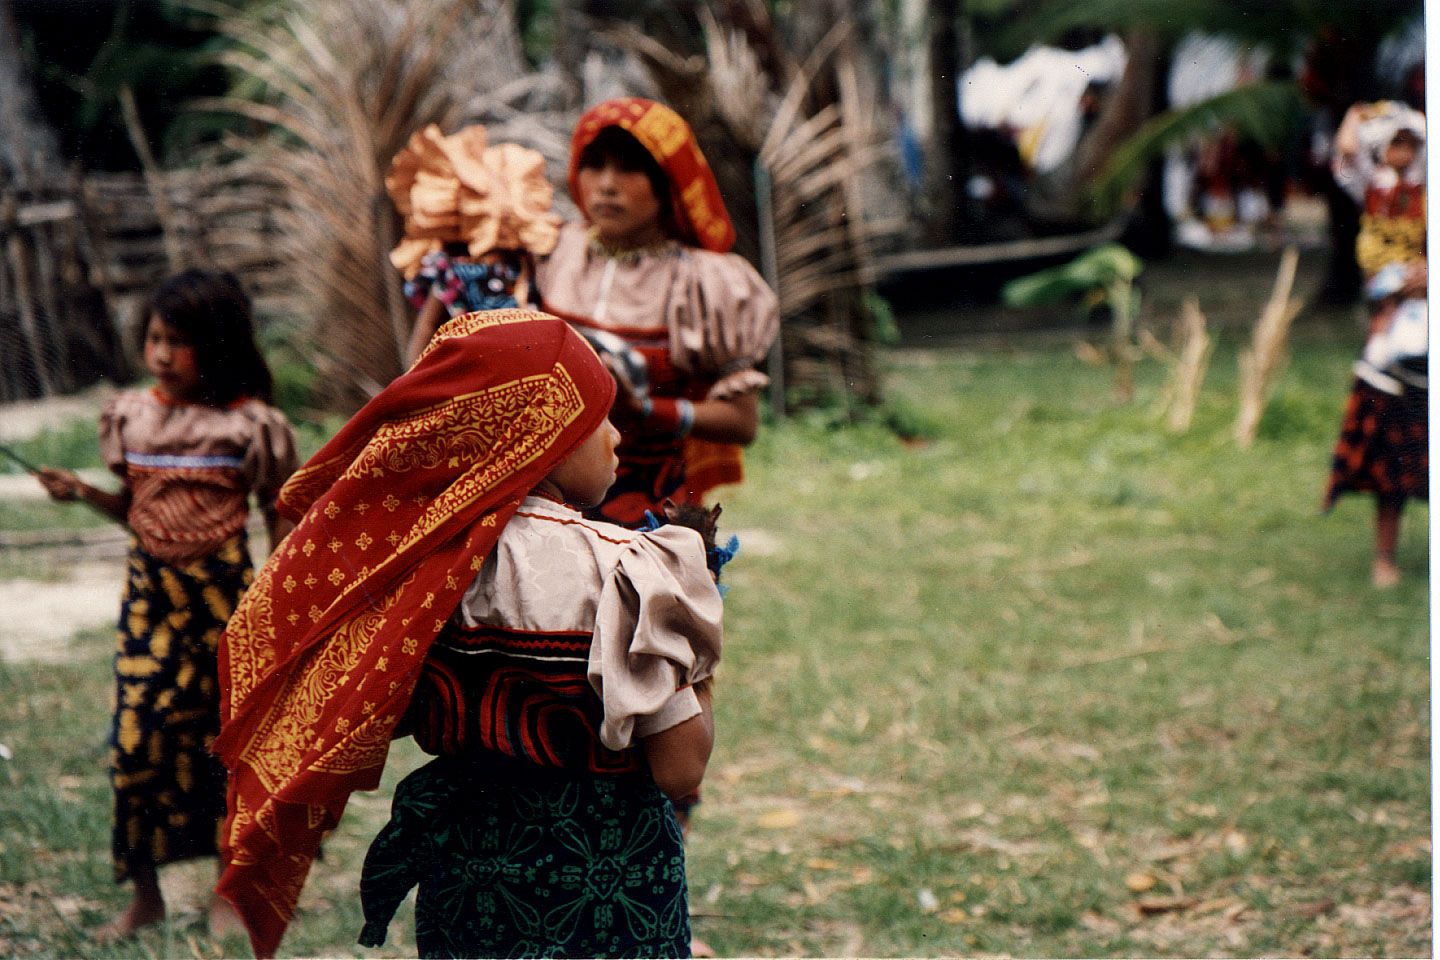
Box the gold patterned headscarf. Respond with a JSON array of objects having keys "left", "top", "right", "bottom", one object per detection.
[
  {"left": 386, "top": 124, "right": 563, "bottom": 279},
  {"left": 568, "top": 98, "right": 736, "bottom": 253}
]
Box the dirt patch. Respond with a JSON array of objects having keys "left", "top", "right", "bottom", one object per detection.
[
  {"left": 0, "top": 384, "right": 112, "bottom": 444},
  {"left": 0, "top": 561, "right": 122, "bottom": 663},
  {"left": 0, "top": 388, "right": 125, "bottom": 662}
]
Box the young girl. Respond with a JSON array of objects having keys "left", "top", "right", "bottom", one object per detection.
[
  {"left": 213, "top": 310, "right": 720, "bottom": 959},
  {"left": 536, "top": 98, "right": 780, "bottom": 528},
  {"left": 386, "top": 123, "right": 563, "bottom": 365},
  {"left": 1323, "top": 103, "right": 1427, "bottom": 587},
  {"left": 34, "top": 269, "right": 299, "bottom": 939}
]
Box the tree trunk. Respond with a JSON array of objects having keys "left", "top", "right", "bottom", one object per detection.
[
  {"left": 1028, "top": 30, "right": 1163, "bottom": 228},
  {"left": 552, "top": 0, "right": 584, "bottom": 104},
  {"left": 923, "top": 0, "right": 966, "bottom": 244},
  {"left": 1072, "top": 31, "right": 1163, "bottom": 187},
  {"left": 0, "top": 0, "right": 59, "bottom": 187}
]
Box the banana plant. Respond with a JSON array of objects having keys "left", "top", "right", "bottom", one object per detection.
[{"left": 1002, "top": 243, "right": 1144, "bottom": 401}]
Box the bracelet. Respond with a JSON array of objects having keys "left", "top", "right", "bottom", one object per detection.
[
  {"left": 645, "top": 397, "right": 681, "bottom": 433},
  {"left": 642, "top": 397, "right": 695, "bottom": 437}
]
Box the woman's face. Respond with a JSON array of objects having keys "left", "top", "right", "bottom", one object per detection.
[{"left": 577, "top": 156, "right": 667, "bottom": 248}]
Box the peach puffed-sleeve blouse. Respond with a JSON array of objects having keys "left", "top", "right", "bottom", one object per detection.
[
  {"left": 99, "top": 389, "right": 299, "bottom": 564},
  {"left": 536, "top": 223, "right": 779, "bottom": 399}
]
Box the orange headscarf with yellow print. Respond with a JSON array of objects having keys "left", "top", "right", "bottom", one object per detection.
[
  {"left": 567, "top": 97, "right": 736, "bottom": 253},
  {"left": 213, "top": 310, "right": 615, "bottom": 958}
]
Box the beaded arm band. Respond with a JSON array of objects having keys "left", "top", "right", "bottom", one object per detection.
[{"left": 641, "top": 397, "right": 695, "bottom": 437}]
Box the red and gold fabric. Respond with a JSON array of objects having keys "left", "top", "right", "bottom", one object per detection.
[
  {"left": 212, "top": 309, "right": 615, "bottom": 959},
  {"left": 567, "top": 98, "right": 736, "bottom": 254}
]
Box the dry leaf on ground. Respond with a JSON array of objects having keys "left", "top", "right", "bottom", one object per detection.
[
  {"left": 1138, "top": 896, "right": 1198, "bottom": 914},
  {"left": 1125, "top": 871, "right": 1157, "bottom": 892},
  {"left": 756, "top": 808, "right": 802, "bottom": 829}
]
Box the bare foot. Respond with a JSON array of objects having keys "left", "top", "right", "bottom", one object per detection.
[
  {"left": 94, "top": 896, "right": 165, "bottom": 943},
  {"left": 1373, "top": 558, "right": 1401, "bottom": 589},
  {"left": 207, "top": 892, "right": 246, "bottom": 941},
  {"left": 691, "top": 935, "right": 717, "bottom": 957}
]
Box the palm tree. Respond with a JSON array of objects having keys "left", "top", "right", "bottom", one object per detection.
[
  {"left": 195, "top": 0, "right": 537, "bottom": 413},
  {"left": 982, "top": 0, "right": 1421, "bottom": 247}
]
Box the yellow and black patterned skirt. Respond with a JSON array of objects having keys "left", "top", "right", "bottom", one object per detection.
[{"left": 110, "top": 534, "right": 253, "bottom": 881}]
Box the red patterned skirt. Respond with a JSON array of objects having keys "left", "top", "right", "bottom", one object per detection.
[{"left": 1323, "top": 379, "right": 1428, "bottom": 509}]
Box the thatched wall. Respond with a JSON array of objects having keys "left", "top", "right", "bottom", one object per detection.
[
  {"left": 0, "top": 161, "right": 297, "bottom": 402},
  {"left": 1, "top": 178, "right": 126, "bottom": 402}
]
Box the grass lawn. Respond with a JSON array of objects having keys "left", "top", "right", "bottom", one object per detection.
[{"left": 0, "top": 319, "right": 1429, "bottom": 958}]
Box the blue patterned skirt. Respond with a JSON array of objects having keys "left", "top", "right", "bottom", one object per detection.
[{"left": 360, "top": 752, "right": 691, "bottom": 958}]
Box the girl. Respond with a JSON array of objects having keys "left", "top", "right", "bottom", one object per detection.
[
  {"left": 35, "top": 269, "right": 299, "bottom": 939},
  {"left": 536, "top": 98, "right": 780, "bottom": 527},
  {"left": 214, "top": 310, "right": 720, "bottom": 959},
  {"left": 1323, "top": 103, "right": 1427, "bottom": 587},
  {"left": 386, "top": 123, "right": 563, "bottom": 365}
]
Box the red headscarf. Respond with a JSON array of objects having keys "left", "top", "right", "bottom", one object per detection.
[
  {"left": 213, "top": 309, "right": 615, "bottom": 958},
  {"left": 567, "top": 97, "right": 736, "bottom": 253}
]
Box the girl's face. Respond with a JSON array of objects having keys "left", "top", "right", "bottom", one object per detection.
[
  {"left": 143, "top": 314, "right": 202, "bottom": 403},
  {"left": 1385, "top": 135, "right": 1419, "bottom": 173},
  {"left": 577, "top": 156, "right": 666, "bottom": 248},
  {"left": 544, "top": 418, "right": 621, "bottom": 507}
]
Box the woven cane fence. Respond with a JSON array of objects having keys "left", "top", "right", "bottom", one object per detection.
[{"left": 0, "top": 161, "right": 296, "bottom": 402}]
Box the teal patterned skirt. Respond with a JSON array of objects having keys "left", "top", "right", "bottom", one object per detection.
[{"left": 360, "top": 753, "right": 691, "bottom": 958}]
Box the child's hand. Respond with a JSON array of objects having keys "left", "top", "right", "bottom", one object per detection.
[{"left": 36, "top": 467, "right": 83, "bottom": 502}]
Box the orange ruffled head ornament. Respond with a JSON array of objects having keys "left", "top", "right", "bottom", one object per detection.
[
  {"left": 213, "top": 309, "right": 615, "bottom": 958},
  {"left": 568, "top": 98, "right": 736, "bottom": 253},
  {"left": 386, "top": 124, "right": 563, "bottom": 279}
]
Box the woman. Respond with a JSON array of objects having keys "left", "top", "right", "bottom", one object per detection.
[
  {"left": 537, "top": 98, "right": 780, "bottom": 527},
  {"left": 214, "top": 310, "right": 720, "bottom": 959}
]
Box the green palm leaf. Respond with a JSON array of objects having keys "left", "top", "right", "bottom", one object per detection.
[
  {"left": 1001, "top": 243, "right": 1142, "bottom": 307},
  {"left": 1086, "top": 80, "right": 1303, "bottom": 216}
]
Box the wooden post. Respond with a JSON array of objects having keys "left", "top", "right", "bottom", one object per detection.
[
  {"left": 1235, "top": 247, "right": 1302, "bottom": 448},
  {"left": 754, "top": 160, "right": 786, "bottom": 418},
  {"left": 6, "top": 201, "right": 54, "bottom": 397},
  {"left": 119, "top": 85, "right": 188, "bottom": 272}
]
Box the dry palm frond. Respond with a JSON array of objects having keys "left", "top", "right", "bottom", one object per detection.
[
  {"left": 1235, "top": 247, "right": 1303, "bottom": 448},
  {"left": 195, "top": 0, "right": 527, "bottom": 413},
  {"left": 751, "top": 22, "right": 895, "bottom": 405},
  {"left": 757, "top": 26, "right": 891, "bottom": 319},
  {"left": 609, "top": 11, "right": 895, "bottom": 408},
  {"left": 1144, "top": 295, "right": 1213, "bottom": 434},
  {"left": 701, "top": 7, "right": 772, "bottom": 153}
]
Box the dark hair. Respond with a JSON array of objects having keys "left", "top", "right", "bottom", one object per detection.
[
  {"left": 1391, "top": 128, "right": 1422, "bottom": 148},
  {"left": 137, "top": 269, "right": 273, "bottom": 406},
  {"left": 576, "top": 126, "right": 675, "bottom": 232}
]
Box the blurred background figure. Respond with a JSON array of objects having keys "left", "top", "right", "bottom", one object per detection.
[{"left": 1322, "top": 102, "right": 1426, "bottom": 588}]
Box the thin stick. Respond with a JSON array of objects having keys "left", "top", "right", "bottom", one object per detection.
[
  {"left": 0, "top": 444, "right": 113, "bottom": 518},
  {"left": 0, "top": 441, "right": 41, "bottom": 474}
]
